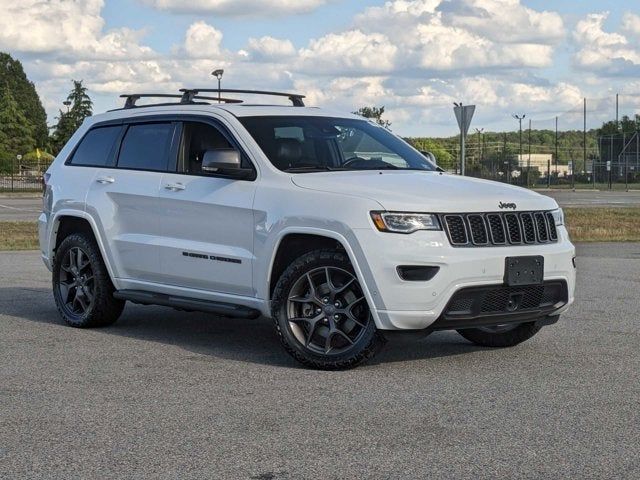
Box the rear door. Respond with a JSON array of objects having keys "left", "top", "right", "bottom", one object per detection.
[
  {"left": 85, "top": 120, "right": 179, "bottom": 284},
  {"left": 157, "top": 118, "right": 257, "bottom": 296}
]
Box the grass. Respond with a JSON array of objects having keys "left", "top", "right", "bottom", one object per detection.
[
  {"left": 564, "top": 208, "right": 640, "bottom": 242},
  {"left": 0, "top": 209, "right": 639, "bottom": 251},
  {"left": 0, "top": 221, "right": 39, "bottom": 251}
]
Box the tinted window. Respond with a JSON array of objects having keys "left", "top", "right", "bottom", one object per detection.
[
  {"left": 179, "top": 122, "right": 232, "bottom": 175},
  {"left": 117, "top": 123, "right": 174, "bottom": 171},
  {"left": 69, "top": 126, "right": 121, "bottom": 166}
]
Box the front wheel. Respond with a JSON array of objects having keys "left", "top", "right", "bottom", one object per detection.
[
  {"left": 271, "top": 249, "right": 385, "bottom": 370},
  {"left": 457, "top": 321, "right": 543, "bottom": 348}
]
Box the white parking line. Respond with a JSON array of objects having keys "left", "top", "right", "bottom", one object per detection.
[{"left": 0, "top": 204, "right": 41, "bottom": 213}]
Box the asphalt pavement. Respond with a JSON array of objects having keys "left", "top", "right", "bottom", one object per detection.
[{"left": 1, "top": 244, "right": 639, "bottom": 479}]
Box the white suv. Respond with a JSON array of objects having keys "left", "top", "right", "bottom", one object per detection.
[{"left": 39, "top": 89, "right": 576, "bottom": 369}]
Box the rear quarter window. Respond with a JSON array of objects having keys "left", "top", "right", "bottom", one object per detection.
[{"left": 68, "top": 126, "right": 122, "bottom": 167}]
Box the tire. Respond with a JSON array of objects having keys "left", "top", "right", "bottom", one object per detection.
[
  {"left": 271, "top": 249, "right": 385, "bottom": 370},
  {"left": 52, "top": 232, "right": 125, "bottom": 328},
  {"left": 456, "top": 321, "right": 543, "bottom": 348}
]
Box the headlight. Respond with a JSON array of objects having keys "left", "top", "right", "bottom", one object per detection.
[
  {"left": 370, "top": 211, "right": 441, "bottom": 234},
  {"left": 550, "top": 208, "right": 564, "bottom": 226}
]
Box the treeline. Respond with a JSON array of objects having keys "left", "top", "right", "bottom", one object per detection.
[
  {"left": 357, "top": 105, "right": 639, "bottom": 171},
  {"left": 0, "top": 52, "right": 93, "bottom": 171}
]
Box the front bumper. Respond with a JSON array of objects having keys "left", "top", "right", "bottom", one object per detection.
[{"left": 352, "top": 225, "right": 576, "bottom": 330}]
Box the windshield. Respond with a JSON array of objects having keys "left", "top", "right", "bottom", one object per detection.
[{"left": 239, "top": 116, "right": 437, "bottom": 172}]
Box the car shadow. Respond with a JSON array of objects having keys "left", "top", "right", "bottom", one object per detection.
[{"left": 0, "top": 286, "right": 488, "bottom": 369}]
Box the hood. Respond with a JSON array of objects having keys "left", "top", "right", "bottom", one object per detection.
[{"left": 291, "top": 171, "right": 558, "bottom": 213}]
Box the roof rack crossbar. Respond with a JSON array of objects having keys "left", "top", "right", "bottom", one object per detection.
[
  {"left": 179, "top": 88, "right": 305, "bottom": 107},
  {"left": 119, "top": 93, "right": 242, "bottom": 109}
]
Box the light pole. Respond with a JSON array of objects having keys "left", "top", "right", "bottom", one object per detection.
[
  {"left": 211, "top": 69, "right": 224, "bottom": 103},
  {"left": 513, "top": 114, "right": 525, "bottom": 185}
]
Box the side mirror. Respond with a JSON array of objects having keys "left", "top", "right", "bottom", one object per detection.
[{"left": 202, "top": 149, "right": 242, "bottom": 171}]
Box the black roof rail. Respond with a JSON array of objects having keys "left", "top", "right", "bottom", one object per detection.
[
  {"left": 179, "top": 88, "right": 305, "bottom": 107},
  {"left": 119, "top": 93, "right": 242, "bottom": 109}
]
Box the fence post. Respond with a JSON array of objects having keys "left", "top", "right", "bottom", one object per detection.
[{"left": 11, "top": 155, "right": 14, "bottom": 192}]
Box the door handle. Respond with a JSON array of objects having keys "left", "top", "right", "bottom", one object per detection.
[
  {"left": 164, "top": 182, "right": 185, "bottom": 191},
  {"left": 96, "top": 176, "right": 115, "bottom": 184}
]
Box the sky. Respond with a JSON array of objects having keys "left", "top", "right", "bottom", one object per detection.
[{"left": 1, "top": 0, "right": 640, "bottom": 136}]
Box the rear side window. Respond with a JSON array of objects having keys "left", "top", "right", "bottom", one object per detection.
[
  {"left": 117, "top": 123, "right": 174, "bottom": 172},
  {"left": 69, "top": 126, "right": 121, "bottom": 167}
]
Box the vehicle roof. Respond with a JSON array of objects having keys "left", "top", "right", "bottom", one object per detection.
[{"left": 91, "top": 103, "right": 362, "bottom": 124}]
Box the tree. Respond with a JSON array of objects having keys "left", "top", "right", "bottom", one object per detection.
[
  {"left": 50, "top": 80, "right": 93, "bottom": 154},
  {"left": 406, "top": 137, "right": 454, "bottom": 168},
  {"left": 353, "top": 106, "right": 391, "bottom": 128},
  {"left": 0, "top": 86, "right": 36, "bottom": 171},
  {"left": 0, "top": 52, "right": 48, "bottom": 147}
]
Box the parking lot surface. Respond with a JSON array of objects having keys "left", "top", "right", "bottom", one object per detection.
[{"left": 1, "top": 244, "right": 639, "bottom": 479}]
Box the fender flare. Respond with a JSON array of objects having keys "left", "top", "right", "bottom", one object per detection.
[
  {"left": 48, "top": 210, "right": 120, "bottom": 289},
  {"left": 264, "top": 226, "right": 385, "bottom": 326}
]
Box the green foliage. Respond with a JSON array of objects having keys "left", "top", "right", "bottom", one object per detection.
[
  {"left": 598, "top": 114, "right": 640, "bottom": 136},
  {"left": 0, "top": 52, "right": 48, "bottom": 147},
  {"left": 50, "top": 80, "right": 93, "bottom": 154},
  {"left": 353, "top": 106, "right": 391, "bottom": 128},
  {"left": 406, "top": 137, "right": 454, "bottom": 168},
  {"left": 0, "top": 86, "right": 36, "bottom": 172}
]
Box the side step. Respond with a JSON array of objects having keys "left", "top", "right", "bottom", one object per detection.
[{"left": 113, "top": 290, "right": 261, "bottom": 319}]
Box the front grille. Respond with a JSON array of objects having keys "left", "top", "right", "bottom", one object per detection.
[
  {"left": 442, "top": 211, "right": 558, "bottom": 247},
  {"left": 443, "top": 281, "right": 568, "bottom": 319}
]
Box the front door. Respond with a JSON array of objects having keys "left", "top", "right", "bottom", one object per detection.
[{"left": 157, "top": 120, "right": 257, "bottom": 296}]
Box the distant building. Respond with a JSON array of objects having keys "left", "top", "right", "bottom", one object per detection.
[{"left": 515, "top": 153, "right": 570, "bottom": 177}]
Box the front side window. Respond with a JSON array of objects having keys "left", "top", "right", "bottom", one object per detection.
[
  {"left": 178, "top": 122, "right": 232, "bottom": 175},
  {"left": 239, "top": 116, "right": 436, "bottom": 172},
  {"left": 69, "top": 125, "right": 122, "bottom": 167},
  {"left": 117, "top": 123, "right": 174, "bottom": 172}
]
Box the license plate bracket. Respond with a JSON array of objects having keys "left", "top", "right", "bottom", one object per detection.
[{"left": 504, "top": 256, "right": 544, "bottom": 286}]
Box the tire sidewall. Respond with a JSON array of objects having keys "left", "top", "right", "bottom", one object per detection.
[
  {"left": 272, "top": 250, "right": 379, "bottom": 368},
  {"left": 52, "top": 234, "right": 109, "bottom": 327}
]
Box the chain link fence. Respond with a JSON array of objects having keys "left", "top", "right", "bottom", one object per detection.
[{"left": 426, "top": 93, "right": 640, "bottom": 190}]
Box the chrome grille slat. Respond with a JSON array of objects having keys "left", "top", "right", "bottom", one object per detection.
[{"left": 441, "top": 211, "right": 557, "bottom": 247}]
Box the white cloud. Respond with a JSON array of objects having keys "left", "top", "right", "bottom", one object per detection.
[
  {"left": 353, "top": 0, "right": 562, "bottom": 72},
  {"left": 142, "top": 0, "right": 331, "bottom": 16},
  {"left": 573, "top": 12, "right": 640, "bottom": 75},
  {"left": 299, "top": 30, "right": 397, "bottom": 74},
  {"left": 0, "top": 0, "right": 153, "bottom": 60},
  {"left": 622, "top": 12, "right": 640, "bottom": 38},
  {"left": 183, "top": 21, "right": 224, "bottom": 59},
  {"left": 1, "top": 0, "right": 603, "bottom": 136},
  {"left": 247, "top": 36, "right": 296, "bottom": 61}
]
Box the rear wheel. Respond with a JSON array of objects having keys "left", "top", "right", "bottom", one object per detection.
[
  {"left": 456, "top": 321, "right": 543, "bottom": 348},
  {"left": 271, "top": 249, "right": 385, "bottom": 369},
  {"left": 53, "top": 233, "right": 124, "bottom": 328}
]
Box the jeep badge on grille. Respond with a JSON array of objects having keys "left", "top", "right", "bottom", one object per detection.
[{"left": 499, "top": 202, "right": 517, "bottom": 210}]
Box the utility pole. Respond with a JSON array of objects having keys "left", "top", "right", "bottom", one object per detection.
[
  {"left": 474, "top": 128, "right": 484, "bottom": 174},
  {"left": 616, "top": 93, "right": 619, "bottom": 130},
  {"left": 583, "top": 97, "right": 588, "bottom": 188},
  {"left": 527, "top": 118, "right": 532, "bottom": 187},
  {"left": 513, "top": 114, "right": 526, "bottom": 185},
  {"left": 555, "top": 116, "right": 559, "bottom": 181}
]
